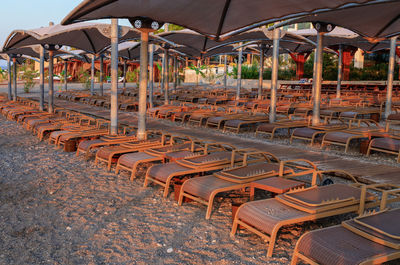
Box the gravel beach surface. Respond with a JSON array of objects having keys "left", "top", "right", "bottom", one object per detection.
[{"left": 0, "top": 113, "right": 396, "bottom": 265}]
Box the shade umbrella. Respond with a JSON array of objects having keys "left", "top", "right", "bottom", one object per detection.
[
  {"left": 3, "top": 22, "right": 142, "bottom": 112},
  {"left": 2, "top": 45, "right": 68, "bottom": 102},
  {"left": 62, "top": 0, "right": 374, "bottom": 39},
  {"left": 55, "top": 49, "right": 89, "bottom": 92},
  {"left": 62, "top": 0, "right": 374, "bottom": 139}
]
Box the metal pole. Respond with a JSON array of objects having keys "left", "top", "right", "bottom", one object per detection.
[
  {"left": 123, "top": 60, "right": 127, "bottom": 91},
  {"left": 64, "top": 60, "right": 68, "bottom": 91},
  {"left": 173, "top": 56, "right": 177, "bottom": 92},
  {"left": 312, "top": 48, "right": 317, "bottom": 99},
  {"left": 99, "top": 55, "right": 104, "bottom": 96},
  {"left": 48, "top": 50, "right": 54, "bottom": 113},
  {"left": 90, "top": 54, "right": 95, "bottom": 95},
  {"left": 138, "top": 30, "right": 149, "bottom": 140},
  {"left": 258, "top": 48, "right": 264, "bottom": 100},
  {"left": 385, "top": 36, "right": 397, "bottom": 120},
  {"left": 269, "top": 28, "right": 280, "bottom": 123},
  {"left": 236, "top": 42, "right": 243, "bottom": 100},
  {"left": 149, "top": 44, "right": 154, "bottom": 108},
  {"left": 110, "top": 19, "right": 119, "bottom": 135},
  {"left": 7, "top": 56, "right": 12, "bottom": 100},
  {"left": 39, "top": 46, "right": 45, "bottom": 110},
  {"left": 223, "top": 55, "right": 228, "bottom": 88},
  {"left": 161, "top": 54, "right": 165, "bottom": 92},
  {"left": 164, "top": 49, "right": 169, "bottom": 105},
  {"left": 196, "top": 59, "right": 200, "bottom": 86},
  {"left": 12, "top": 58, "right": 17, "bottom": 101},
  {"left": 336, "top": 45, "right": 343, "bottom": 99},
  {"left": 312, "top": 32, "right": 324, "bottom": 126}
]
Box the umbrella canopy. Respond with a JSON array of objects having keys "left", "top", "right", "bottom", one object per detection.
[
  {"left": 3, "top": 22, "right": 141, "bottom": 54},
  {"left": 2, "top": 45, "right": 69, "bottom": 61},
  {"left": 282, "top": 0, "right": 400, "bottom": 40},
  {"left": 292, "top": 27, "right": 391, "bottom": 52},
  {"left": 116, "top": 41, "right": 164, "bottom": 60},
  {"left": 61, "top": 0, "right": 375, "bottom": 39},
  {"left": 55, "top": 49, "right": 91, "bottom": 63},
  {"left": 0, "top": 54, "right": 25, "bottom": 64}
]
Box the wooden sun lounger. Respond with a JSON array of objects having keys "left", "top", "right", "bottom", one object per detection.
[
  {"left": 290, "top": 123, "right": 348, "bottom": 145},
  {"left": 179, "top": 154, "right": 318, "bottom": 219},
  {"left": 321, "top": 123, "right": 384, "bottom": 153},
  {"left": 231, "top": 181, "right": 400, "bottom": 257},
  {"left": 143, "top": 143, "right": 253, "bottom": 198},
  {"left": 291, "top": 205, "right": 400, "bottom": 265},
  {"left": 94, "top": 133, "right": 168, "bottom": 171},
  {"left": 56, "top": 128, "right": 110, "bottom": 151},
  {"left": 115, "top": 136, "right": 205, "bottom": 180},
  {"left": 367, "top": 134, "right": 400, "bottom": 162},
  {"left": 256, "top": 119, "right": 310, "bottom": 139},
  {"left": 223, "top": 115, "right": 269, "bottom": 133},
  {"left": 76, "top": 134, "right": 139, "bottom": 158}
]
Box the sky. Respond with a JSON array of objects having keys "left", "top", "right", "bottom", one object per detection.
[{"left": 0, "top": 1, "right": 132, "bottom": 68}]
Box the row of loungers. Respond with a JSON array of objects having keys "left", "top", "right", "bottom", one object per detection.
[{"left": 1, "top": 97, "right": 400, "bottom": 264}]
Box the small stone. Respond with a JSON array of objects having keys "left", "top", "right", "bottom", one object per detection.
[
  {"left": 66, "top": 227, "right": 71, "bottom": 231},
  {"left": 167, "top": 248, "right": 173, "bottom": 253}
]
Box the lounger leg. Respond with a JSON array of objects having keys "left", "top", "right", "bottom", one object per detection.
[
  {"left": 130, "top": 162, "right": 140, "bottom": 181},
  {"left": 205, "top": 195, "right": 216, "bottom": 220},
  {"left": 230, "top": 219, "right": 239, "bottom": 238},
  {"left": 267, "top": 228, "right": 279, "bottom": 257},
  {"left": 115, "top": 162, "right": 120, "bottom": 174},
  {"left": 143, "top": 170, "right": 150, "bottom": 187},
  {"left": 107, "top": 157, "right": 112, "bottom": 171},
  {"left": 163, "top": 177, "right": 172, "bottom": 198}
]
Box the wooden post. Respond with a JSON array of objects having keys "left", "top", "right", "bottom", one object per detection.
[
  {"left": 269, "top": 28, "right": 280, "bottom": 123},
  {"left": 312, "top": 32, "right": 324, "bottom": 126},
  {"left": 385, "top": 36, "right": 398, "bottom": 120},
  {"left": 148, "top": 44, "right": 154, "bottom": 108},
  {"left": 99, "top": 55, "right": 104, "bottom": 96},
  {"left": 7, "top": 55, "right": 12, "bottom": 101}
]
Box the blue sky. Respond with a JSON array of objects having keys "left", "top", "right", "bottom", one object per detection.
[
  {"left": 0, "top": 1, "right": 132, "bottom": 68},
  {"left": 0, "top": 0, "right": 132, "bottom": 48}
]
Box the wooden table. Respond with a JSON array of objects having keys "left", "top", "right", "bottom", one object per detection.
[{"left": 249, "top": 177, "right": 305, "bottom": 200}]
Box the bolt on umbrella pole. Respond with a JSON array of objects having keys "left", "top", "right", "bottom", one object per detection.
[
  {"left": 384, "top": 36, "right": 397, "bottom": 120},
  {"left": 90, "top": 54, "right": 95, "bottom": 95},
  {"left": 164, "top": 48, "right": 169, "bottom": 105},
  {"left": 269, "top": 28, "right": 280, "bottom": 123},
  {"left": 336, "top": 45, "right": 343, "bottom": 99},
  {"left": 138, "top": 30, "right": 150, "bottom": 140},
  {"left": 64, "top": 60, "right": 68, "bottom": 91},
  {"left": 12, "top": 58, "right": 17, "bottom": 101},
  {"left": 39, "top": 46, "right": 45, "bottom": 110},
  {"left": 110, "top": 19, "right": 119, "bottom": 135},
  {"left": 258, "top": 48, "right": 264, "bottom": 100},
  {"left": 312, "top": 32, "right": 324, "bottom": 126},
  {"left": 223, "top": 55, "right": 227, "bottom": 89},
  {"left": 48, "top": 50, "right": 54, "bottom": 113},
  {"left": 7, "top": 56, "right": 12, "bottom": 100},
  {"left": 236, "top": 42, "right": 243, "bottom": 101},
  {"left": 99, "top": 55, "right": 104, "bottom": 96},
  {"left": 148, "top": 44, "right": 154, "bottom": 108}
]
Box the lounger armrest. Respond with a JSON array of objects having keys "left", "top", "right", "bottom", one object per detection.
[
  {"left": 358, "top": 183, "right": 400, "bottom": 215},
  {"left": 279, "top": 159, "right": 318, "bottom": 178}
]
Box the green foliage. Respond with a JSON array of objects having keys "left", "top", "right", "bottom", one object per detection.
[
  {"left": 0, "top": 68, "right": 7, "bottom": 83},
  {"left": 78, "top": 68, "right": 91, "bottom": 90},
  {"left": 189, "top": 64, "right": 207, "bottom": 78},
  {"left": 21, "top": 69, "right": 38, "bottom": 93}
]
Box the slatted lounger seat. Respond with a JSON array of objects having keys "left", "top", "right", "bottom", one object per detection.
[
  {"left": 292, "top": 208, "right": 400, "bottom": 265},
  {"left": 367, "top": 137, "right": 400, "bottom": 162},
  {"left": 143, "top": 144, "right": 246, "bottom": 197},
  {"left": 231, "top": 182, "right": 400, "bottom": 257}
]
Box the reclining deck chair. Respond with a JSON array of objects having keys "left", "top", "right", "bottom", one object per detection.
[
  {"left": 94, "top": 131, "right": 168, "bottom": 171},
  {"left": 256, "top": 119, "right": 311, "bottom": 140},
  {"left": 290, "top": 123, "right": 348, "bottom": 145},
  {"left": 231, "top": 173, "right": 400, "bottom": 257},
  {"left": 179, "top": 154, "right": 318, "bottom": 219},
  {"left": 223, "top": 115, "right": 269, "bottom": 133},
  {"left": 291, "top": 191, "right": 400, "bottom": 265},
  {"left": 143, "top": 143, "right": 252, "bottom": 198},
  {"left": 115, "top": 135, "right": 206, "bottom": 180}
]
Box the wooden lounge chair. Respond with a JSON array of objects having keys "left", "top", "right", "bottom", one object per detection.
[
  {"left": 367, "top": 134, "right": 400, "bottom": 162},
  {"left": 223, "top": 115, "right": 269, "bottom": 133},
  {"left": 179, "top": 153, "right": 318, "bottom": 219},
  {"left": 256, "top": 119, "right": 310, "bottom": 140},
  {"left": 321, "top": 121, "right": 384, "bottom": 153},
  {"left": 115, "top": 136, "right": 205, "bottom": 180},
  {"left": 76, "top": 133, "right": 139, "bottom": 158},
  {"left": 291, "top": 199, "right": 400, "bottom": 265},
  {"left": 94, "top": 132, "right": 168, "bottom": 171},
  {"left": 231, "top": 175, "right": 400, "bottom": 257},
  {"left": 56, "top": 127, "right": 110, "bottom": 151},
  {"left": 290, "top": 123, "right": 348, "bottom": 145},
  {"left": 143, "top": 143, "right": 253, "bottom": 198}
]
